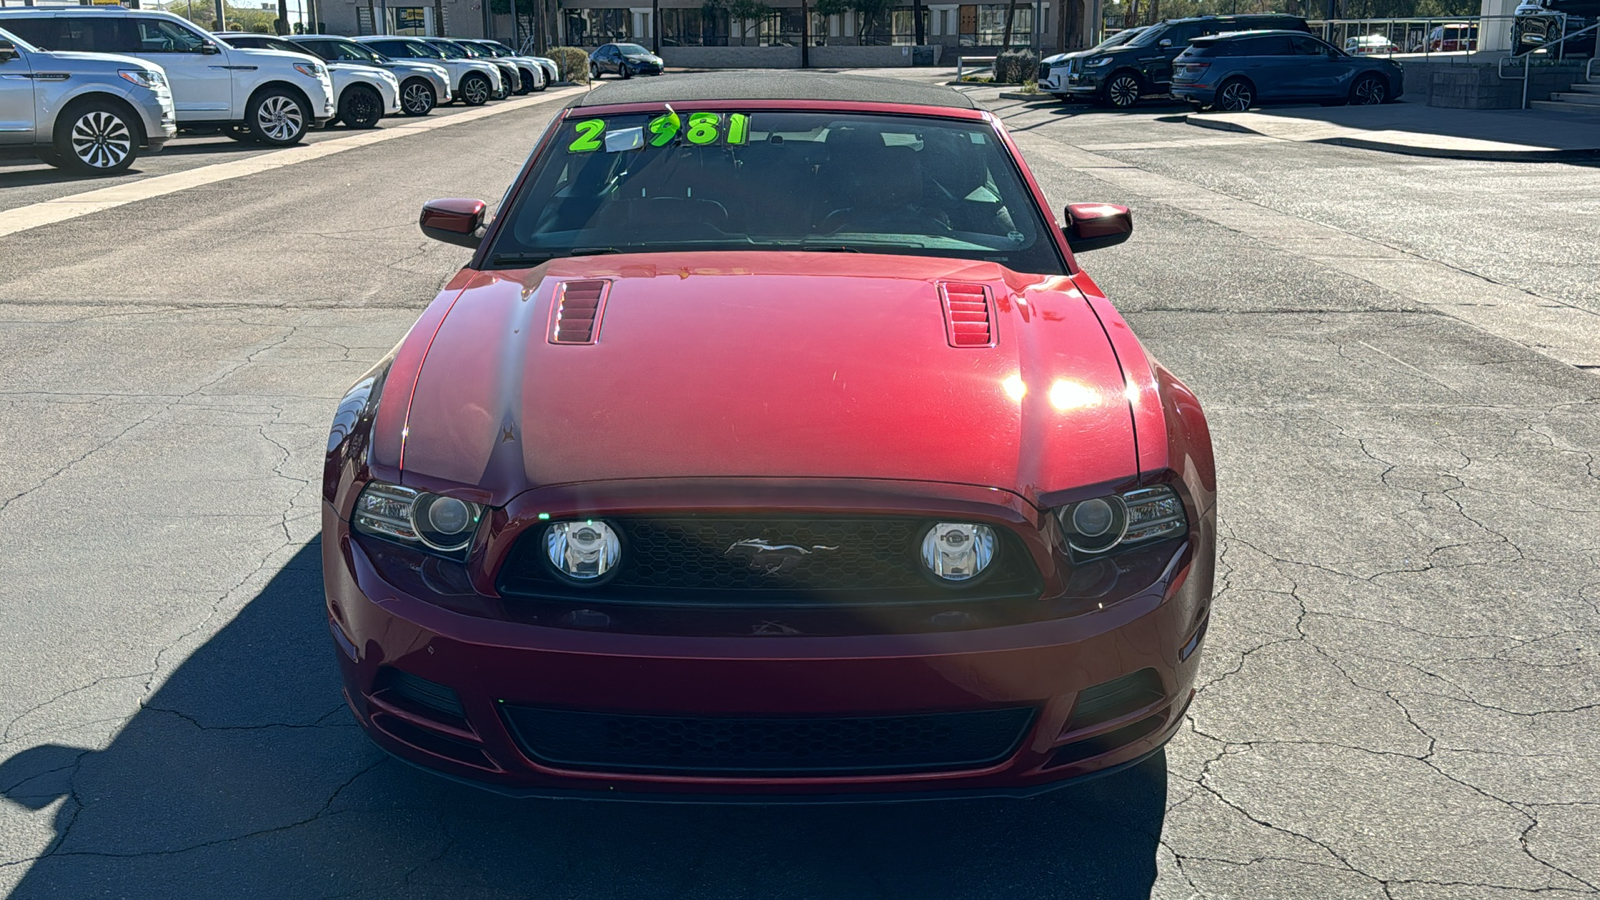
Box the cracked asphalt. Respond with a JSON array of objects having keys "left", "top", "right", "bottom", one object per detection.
[{"left": 2, "top": 75, "right": 1598, "bottom": 899}]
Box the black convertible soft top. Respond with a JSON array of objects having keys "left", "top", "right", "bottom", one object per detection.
[{"left": 568, "top": 72, "right": 978, "bottom": 111}]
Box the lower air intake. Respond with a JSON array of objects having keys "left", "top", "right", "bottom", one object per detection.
[{"left": 501, "top": 706, "right": 1036, "bottom": 776}]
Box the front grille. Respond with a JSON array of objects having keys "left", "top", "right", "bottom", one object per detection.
[
  {"left": 1038, "top": 62, "right": 1052, "bottom": 81},
  {"left": 501, "top": 706, "right": 1037, "bottom": 776},
  {"left": 497, "top": 516, "right": 1041, "bottom": 607}
]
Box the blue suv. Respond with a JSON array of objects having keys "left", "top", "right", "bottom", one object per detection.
[{"left": 1172, "top": 30, "right": 1403, "bottom": 112}]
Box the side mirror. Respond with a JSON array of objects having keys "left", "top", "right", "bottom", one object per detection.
[
  {"left": 200, "top": 41, "right": 220, "bottom": 54},
  {"left": 0, "top": 39, "right": 16, "bottom": 63},
  {"left": 1064, "top": 203, "right": 1133, "bottom": 254},
  {"left": 420, "top": 198, "right": 487, "bottom": 247},
  {"left": 1159, "top": 38, "right": 1173, "bottom": 48}
]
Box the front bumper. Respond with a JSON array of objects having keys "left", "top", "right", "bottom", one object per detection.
[{"left": 323, "top": 495, "right": 1211, "bottom": 799}]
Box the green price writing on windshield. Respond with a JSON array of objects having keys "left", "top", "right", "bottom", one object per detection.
[{"left": 569, "top": 113, "right": 752, "bottom": 152}]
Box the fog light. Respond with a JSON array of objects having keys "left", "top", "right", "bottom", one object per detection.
[
  {"left": 920, "top": 523, "right": 997, "bottom": 584},
  {"left": 545, "top": 520, "right": 621, "bottom": 582}
]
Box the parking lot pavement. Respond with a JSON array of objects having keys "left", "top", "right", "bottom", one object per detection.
[
  {"left": 2, "top": 73, "right": 1599, "bottom": 899},
  {"left": 0, "top": 89, "right": 583, "bottom": 216}
]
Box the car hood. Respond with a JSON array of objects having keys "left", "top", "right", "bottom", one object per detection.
[
  {"left": 34, "top": 49, "right": 163, "bottom": 72},
  {"left": 229, "top": 47, "right": 318, "bottom": 65},
  {"left": 390, "top": 253, "right": 1137, "bottom": 506}
]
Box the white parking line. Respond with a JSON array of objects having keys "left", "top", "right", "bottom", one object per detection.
[{"left": 0, "top": 86, "right": 587, "bottom": 240}]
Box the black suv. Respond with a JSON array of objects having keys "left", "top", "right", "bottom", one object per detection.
[{"left": 1040, "top": 14, "right": 1310, "bottom": 107}]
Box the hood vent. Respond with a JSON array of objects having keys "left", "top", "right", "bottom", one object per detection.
[
  {"left": 939, "top": 282, "right": 995, "bottom": 348},
  {"left": 548, "top": 280, "right": 610, "bottom": 345}
]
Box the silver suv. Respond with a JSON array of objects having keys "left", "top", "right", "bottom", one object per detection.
[
  {"left": 0, "top": 26, "right": 175, "bottom": 175},
  {"left": 0, "top": 8, "right": 334, "bottom": 145}
]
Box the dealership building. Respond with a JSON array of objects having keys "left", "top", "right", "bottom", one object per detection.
[{"left": 315, "top": 0, "right": 1085, "bottom": 65}]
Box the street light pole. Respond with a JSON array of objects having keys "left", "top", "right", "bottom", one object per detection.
[
  {"left": 652, "top": 0, "right": 659, "bottom": 52},
  {"left": 801, "top": 0, "right": 810, "bottom": 66}
]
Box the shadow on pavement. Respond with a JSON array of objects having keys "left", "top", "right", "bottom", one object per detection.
[{"left": 1, "top": 540, "right": 1168, "bottom": 898}]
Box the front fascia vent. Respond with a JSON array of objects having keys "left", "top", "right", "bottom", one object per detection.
[
  {"left": 939, "top": 282, "right": 995, "bottom": 348},
  {"left": 548, "top": 279, "right": 611, "bottom": 344}
]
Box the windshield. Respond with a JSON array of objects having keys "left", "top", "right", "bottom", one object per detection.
[
  {"left": 340, "top": 40, "right": 388, "bottom": 63},
  {"left": 1096, "top": 27, "right": 1145, "bottom": 49},
  {"left": 1128, "top": 25, "right": 1165, "bottom": 46},
  {"left": 403, "top": 40, "right": 446, "bottom": 59},
  {"left": 428, "top": 40, "right": 467, "bottom": 59},
  {"left": 617, "top": 43, "right": 651, "bottom": 55},
  {"left": 486, "top": 110, "right": 1064, "bottom": 274},
  {"left": 486, "top": 41, "right": 516, "bottom": 55}
]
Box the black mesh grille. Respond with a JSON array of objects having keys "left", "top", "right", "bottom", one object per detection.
[
  {"left": 497, "top": 517, "right": 1041, "bottom": 607},
  {"left": 501, "top": 706, "right": 1037, "bottom": 776},
  {"left": 1065, "top": 668, "right": 1165, "bottom": 732}
]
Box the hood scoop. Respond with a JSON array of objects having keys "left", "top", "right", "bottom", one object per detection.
[
  {"left": 548, "top": 280, "right": 610, "bottom": 344},
  {"left": 939, "top": 282, "right": 995, "bottom": 348}
]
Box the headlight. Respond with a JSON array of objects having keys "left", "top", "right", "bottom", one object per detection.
[
  {"left": 119, "top": 69, "right": 166, "bottom": 89},
  {"left": 353, "top": 481, "right": 483, "bottom": 554},
  {"left": 1057, "top": 485, "right": 1186, "bottom": 555},
  {"left": 1084, "top": 56, "right": 1114, "bottom": 67},
  {"left": 293, "top": 62, "right": 326, "bottom": 79},
  {"left": 544, "top": 520, "right": 622, "bottom": 583},
  {"left": 920, "top": 523, "right": 997, "bottom": 584}
]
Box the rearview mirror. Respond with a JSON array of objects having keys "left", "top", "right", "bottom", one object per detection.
[
  {"left": 1064, "top": 203, "right": 1133, "bottom": 254},
  {"left": 1159, "top": 38, "right": 1173, "bottom": 48},
  {"left": 0, "top": 39, "right": 16, "bottom": 63},
  {"left": 419, "top": 198, "right": 487, "bottom": 247},
  {"left": 201, "top": 41, "right": 220, "bottom": 55}
]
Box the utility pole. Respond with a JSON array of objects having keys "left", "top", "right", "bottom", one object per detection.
[
  {"left": 213, "top": 0, "right": 226, "bottom": 31},
  {"left": 651, "top": 0, "right": 659, "bottom": 52},
  {"left": 913, "top": 0, "right": 923, "bottom": 45},
  {"left": 800, "top": 0, "right": 810, "bottom": 66},
  {"left": 277, "top": 0, "right": 289, "bottom": 32}
]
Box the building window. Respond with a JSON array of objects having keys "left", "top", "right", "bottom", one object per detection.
[
  {"left": 389, "top": 6, "right": 431, "bottom": 35},
  {"left": 756, "top": 9, "right": 803, "bottom": 45},
  {"left": 660, "top": 8, "right": 730, "bottom": 45},
  {"left": 565, "top": 8, "right": 631, "bottom": 45},
  {"left": 974, "top": 4, "right": 1032, "bottom": 46},
  {"left": 890, "top": 8, "right": 929, "bottom": 44}
]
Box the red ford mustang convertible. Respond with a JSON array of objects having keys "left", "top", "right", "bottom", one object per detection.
[{"left": 322, "top": 73, "right": 1216, "bottom": 799}]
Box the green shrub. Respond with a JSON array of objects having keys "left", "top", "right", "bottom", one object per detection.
[
  {"left": 994, "top": 49, "right": 1038, "bottom": 85},
  {"left": 546, "top": 47, "right": 592, "bottom": 83}
]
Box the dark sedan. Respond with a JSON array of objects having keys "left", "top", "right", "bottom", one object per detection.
[
  {"left": 589, "top": 42, "right": 664, "bottom": 79},
  {"left": 1172, "top": 30, "right": 1403, "bottom": 112}
]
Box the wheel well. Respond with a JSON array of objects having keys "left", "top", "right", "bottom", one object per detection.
[
  {"left": 400, "top": 75, "right": 431, "bottom": 91},
  {"left": 1107, "top": 68, "right": 1144, "bottom": 89},
  {"left": 1218, "top": 74, "right": 1255, "bottom": 93},
  {"left": 342, "top": 82, "right": 380, "bottom": 103},
  {"left": 57, "top": 92, "right": 147, "bottom": 148},
  {"left": 246, "top": 81, "right": 313, "bottom": 119}
]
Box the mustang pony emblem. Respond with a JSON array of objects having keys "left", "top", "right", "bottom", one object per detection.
[{"left": 724, "top": 539, "right": 840, "bottom": 575}]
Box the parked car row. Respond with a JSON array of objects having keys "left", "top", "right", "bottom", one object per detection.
[{"left": 0, "top": 7, "right": 561, "bottom": 176}]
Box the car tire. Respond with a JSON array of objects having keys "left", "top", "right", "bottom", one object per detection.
[
  {"left": 491, "top": 77, "right": 509, "bottom": 101},
  {"left": 245, "top": 87, "right": 310, "bottom": 146},
  {"left": 399, "top": 78, "right": 437, "bottom": 116},
  {"left": 460, "top": 73, "right": 492, "bottom": 106},
  {"left": 620, "top": 64, "right": 633, "bottom": 79},
  {"left": 338, "top": 85, "right": 383, "bottom": 129},
  {"left": 532, "top": 71, "right": 548, "bottom": 92},
  {"left": 589, "top": 62, "right": 601, "bottom": 80},
  {"left": 513, "top": 69, "right": 533, "bottom": 94},
  {"left": 1351, "top": 74, "right": 1387, "bottom": 105},
  {"left": 50, "top": 98, "right": 140, "bottom": 175},
  {"left": 1213, "top": 78, "right": 1255, "bottom": 112},
  {"left": 1102, "top": 71, "right": 1142, "bottom": 109}
]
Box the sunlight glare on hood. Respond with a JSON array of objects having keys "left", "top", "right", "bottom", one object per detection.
[
  {"left": 1002, "top": 374, "right": 1027, "bottom": 402},
  {"left": 1049, "top": 379, "right": 1100, "bottom": 411}
]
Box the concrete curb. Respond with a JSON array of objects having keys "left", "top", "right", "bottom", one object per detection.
[{"left": 1182, "top": 112, "right": 1600, "bottom": 162}]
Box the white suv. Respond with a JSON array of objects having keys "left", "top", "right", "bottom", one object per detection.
[
  {"left": 354, "top": 36, "right": 501, "bottom": 107},
  {"left": 0, "top": 8, "right": 334, "bottom": 145},
  {"left": 218, "top": 33, "right": 398, "bottom": 129}
]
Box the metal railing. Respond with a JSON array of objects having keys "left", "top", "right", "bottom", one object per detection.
[
  {"left": 956, "top": 55, "right": 995, "bottom": 80},
  {"left": 1497, "top": 19, "right": 1598, "bottom": 107}
]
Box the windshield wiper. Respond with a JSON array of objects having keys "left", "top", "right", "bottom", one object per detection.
[
  {"left": 489, "top": 247, "right": 623, "bottom": 266},
  {"left": 568, "top": 247, "right": 623, "bottom": 257},
  {"left": 799, "top": 245, "right": 863, "bottom": 253}
]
